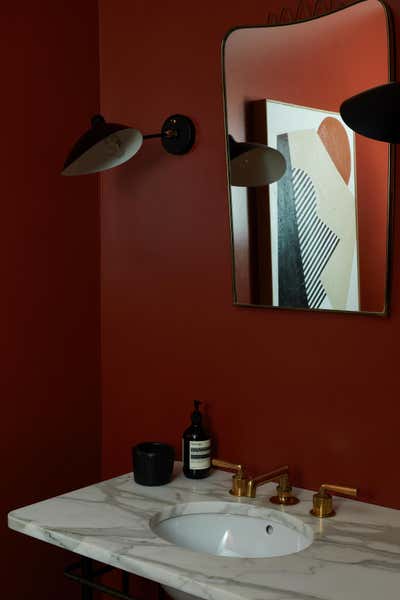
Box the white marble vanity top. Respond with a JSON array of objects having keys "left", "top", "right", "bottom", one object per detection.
[{"left": 8, "top": 463, "right": 400, "bottom": 600}]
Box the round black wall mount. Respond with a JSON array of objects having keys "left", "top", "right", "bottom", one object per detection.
[{"left": 161, "top": 114, "right": 196, "bottom": 155}]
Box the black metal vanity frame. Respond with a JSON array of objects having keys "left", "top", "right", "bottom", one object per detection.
[{"left": 64, "top": 558, "right": 163, "bottom": 600}]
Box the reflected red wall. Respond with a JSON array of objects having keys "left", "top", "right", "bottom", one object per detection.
[
  {"left": 100, "top": 0, "right": 400, "bottom": 516},
  {"left": 225, "top": 1, "right": 389, "bottom": 311},
  {"left": 1, "top": 4, "right": 101, "bottom": 600}
]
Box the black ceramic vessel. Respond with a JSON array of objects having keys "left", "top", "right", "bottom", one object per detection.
[{"left": 132, "top": 442, "right": 174, "bottom": 486}]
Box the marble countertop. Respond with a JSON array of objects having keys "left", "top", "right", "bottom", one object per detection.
[{"left": 8, "top": 464, "right": 400, "bottom": 600}]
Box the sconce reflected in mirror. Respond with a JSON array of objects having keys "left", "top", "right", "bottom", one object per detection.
[
  {"left": 340, "top": 81, "right": 400, "bottom": 143},
  {"left": 62, "top": 113, "right": 196, "bottom": 176},
  {"left": 229, "top": 135, "right": 286, "bottom": 187}
]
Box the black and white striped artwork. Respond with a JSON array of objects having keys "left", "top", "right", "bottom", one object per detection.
[{"left": 292, "top": 168, "right": 340, "bottom": 308}]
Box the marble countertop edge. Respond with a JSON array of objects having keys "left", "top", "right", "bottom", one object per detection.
[
  {"left": 8, "top": 512, "right": 251, "bottom": 600},
  {"left": 7, "top": 466, "right": 400, "bottom": 600}
]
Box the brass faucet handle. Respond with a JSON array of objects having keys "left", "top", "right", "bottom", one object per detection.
[
  {"left": 321, "top": 484, "right": 357, "bottom": 498},
  {"left": 211, "top": 458, "right": 248, "bottom": 497},
  {"left": 311, "top": 483, "right": 358, "bottom": 518},
  {"left": 230, "top": 471, "right": 248, "bottom": 497},
  {"left": 211, "top": 458, "right": 244, "bottom": 475}
]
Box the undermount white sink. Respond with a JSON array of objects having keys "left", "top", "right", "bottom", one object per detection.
[{"left": 150, "top": 501, "right": 313, "bottom": 559}]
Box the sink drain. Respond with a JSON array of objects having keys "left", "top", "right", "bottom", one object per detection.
[{"left": 265, "top": 525, "right": 274, "bottom": 535}]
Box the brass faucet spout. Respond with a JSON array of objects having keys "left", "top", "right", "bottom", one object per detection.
[
  {"left": 246, "top": 465, "right": 289, "bottom": 498},
  {"left": 212, "top": 459, "right": 299, "bottom": 503}
]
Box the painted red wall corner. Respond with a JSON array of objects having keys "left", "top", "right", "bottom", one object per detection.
[{"left": 0, "top": 3, "right": 101, "bottom": 599}]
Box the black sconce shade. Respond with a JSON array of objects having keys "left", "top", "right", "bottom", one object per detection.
[
  {"left": 228, "top": 135, "right": 287, "bottom": 187},
  {"left": 62, "top": 114, "right": 196, "bottom": 176},
  {"left": 340, "top": 82, "right": 400, "bottom": 144},
  {"left": 62, "top": 115, "right": 143, "bottom": 176}
]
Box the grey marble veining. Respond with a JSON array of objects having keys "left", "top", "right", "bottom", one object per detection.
[{"left": 8, "top": 463, "right": 400, "bottom": 600}]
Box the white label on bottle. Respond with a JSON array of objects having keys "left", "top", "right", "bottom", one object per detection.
[{"left": 189, "top": 440, "right": 211, "bottom": 470}]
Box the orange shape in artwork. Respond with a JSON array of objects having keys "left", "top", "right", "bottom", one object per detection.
[{"left": 317, "top": 117, "right": 351, "bottom": 185}]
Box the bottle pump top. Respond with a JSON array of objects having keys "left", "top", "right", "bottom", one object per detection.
[{"left": 191, "top": 400, "right": 202, "bottom": 425}]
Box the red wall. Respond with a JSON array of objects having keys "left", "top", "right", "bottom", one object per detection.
[
  {"left": 100, "top": 0, "right": 400, "bottom": 516},
  {"left": 225, "top": 1, "right": 389, "bottom": 311},
  {"left": 1, "top": 3, "right": 101, "bottom": 600}
]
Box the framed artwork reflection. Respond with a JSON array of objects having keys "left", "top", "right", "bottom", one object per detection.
[{"left": 266, "top": 100, "right": 359, "bottom": 311}]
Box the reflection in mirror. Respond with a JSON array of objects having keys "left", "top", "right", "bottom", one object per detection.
[{"left": 223, "top": 0, "right": 393, "bottom": 315}]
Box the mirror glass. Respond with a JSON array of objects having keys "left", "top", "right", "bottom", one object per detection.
[{"left": 223, "top": 0, "right": 392, "bottom": 315}]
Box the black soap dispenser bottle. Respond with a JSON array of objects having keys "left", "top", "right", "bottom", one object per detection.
[{"left": 182, "top": 401, "right": 211, "bottom": 479}]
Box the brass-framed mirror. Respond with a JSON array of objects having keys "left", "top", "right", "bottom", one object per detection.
[{"left": 223, "top": 0, "right": 394, "bottom": 315}]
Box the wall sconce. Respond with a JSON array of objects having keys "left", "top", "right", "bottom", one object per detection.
[
  {"left": 340, "top": 82, "right": 400, "bottom": 143},
  {"left": 62, "top": 114, "right": 196, "bottom": 175},
  {"left": 62, "top": 112, "right": 287, "bottom": 187},
  {"left": 228, "top": 135, "right": 287, "bottom": 187}
]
